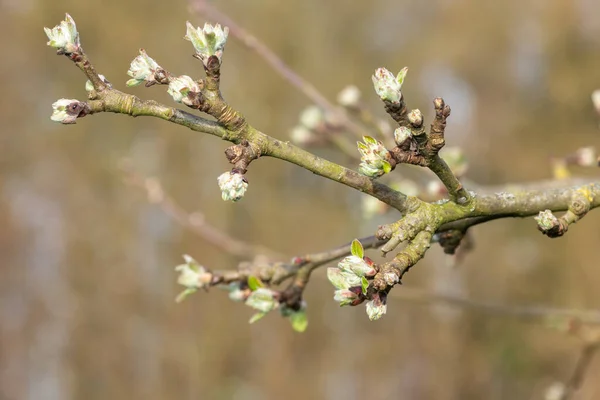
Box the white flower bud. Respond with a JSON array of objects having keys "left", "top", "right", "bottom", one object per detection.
[
  {"left": 167, "top": 75, "right": 201, "bottom": 106},
  {"left": 394, "top": 126, "right": 412, "bottom": 146},
  {"left": 175, "top": 254, "right": 212, "bottom": 289},
  {"left": 245, "top": 288, "right": 278, "bottom": 313},
  {"left": 337, "top": 85, "right": 361, "bottom": 108},
  {"left": 357, "top": 136, "right": 392, "bottom": 178},
  {"left": 44, "top": 13, "right": 80, "bottom": 54},
  {"left": 185, "top": 22, "right": 229, "bottom": 67},
  {"left": 217, "top": 171, "right": 248, "bottom": 202},
  {"left": 338, "top": 255, "right": 376, "bottom": 277},
  {"left": 365, "top": 293, "right": 387, "bottom": 321},
  {"left": 126, "top": 49, "right": 163, "bottom": 87},
  {"left": 372, "top": 67, "right": 407, "bottom": 103},
  {"left": 333, "top": 289, "right": 359, "bottom": 307},
  {"left": 299, "top": 106, "right": 324, "bottom": 130},
  {"left": 50, "top": 99, "right": 83, "bottom": 124}
]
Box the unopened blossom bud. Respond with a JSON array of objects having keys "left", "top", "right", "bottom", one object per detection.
[
  {"left": 167, "top": 75, "right": 201, "bottom": 107},
  {"left": 333, "top": 289, "right": 360, "bottom": 307},
  {"left": 394, "top": 126, "right": 412, "bottom": 146},
  {"left": 327, "top": 267, "right": 361, "bottom": 289},
  {"left": 365, "top": 293, "right": 387, "bottom": 321},
  {"left": 185, "top": 22, "right": 229, "bottom": 67},
  {"left": 337, "top": 85, "right": 361, "bottom": 108},
  {"left": 299, "top": 106, "right": 324, "bottom": 130},
  {"left": 372, "top": 67, "right": 407, "bottom": 103},
  {"left": 217, "top": 171, "right": 248, "bottom": 202},
  {"left": 534, "top": 210, "right": 559, "bottom": 231},
  {"left": 290, "top": 126, "right": 315, "bottom": 145},
  {"left": 357, "top": 136, "right": 392, "bottom": 178},
  {"left": 126, "top": 49, "right": 163, "bottom": 87},
  {"left": 245, "top": 288, "right": 278, "bottom": 313},
  {"left": 338, "top": 255, "right": 376, "bottom": 277},
  {"left": 175, "top": 254, "right": 212, "bottom": 289},
  {"left": 592, "top": 90, "right": 600, "bottom": 114},
  {"left": 408, "top": 109, "right": 423, "bottom": 127},
  {"left": 44, "top": 13, "right": 80, "bottom": 54},
  {"left": 50, "top": 99, "right": 86, "bottom": 124}
]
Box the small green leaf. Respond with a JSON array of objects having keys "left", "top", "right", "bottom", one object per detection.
[
  {"left": 357, "top": 141, "right": 368, "bottom": 151},
  {"left": 249, "top": 312, "right": 267, "bottom": 324},
  {"left": 382, "top": 160, "right": 392, "bottom": 174},
  {"left": 396, "top": 67, "right": 408, "bottom": 88},
  {"left": 363, "top": 135, "right": 377, "bottom": 145},
  {"left": 289, "top": 310, "right": 308, "bottom": 332},
  {"left": 350, "top": 239, "right": 364, "bottom": 259},
  {"left": 361, "top": 277, "right": 369, "bottom": 295},
  {"left": 175, "top": 287, "right": 197, "bottom": 303},
  {"left": 247, "top": 276, "right": 264, "bottom": 291}
]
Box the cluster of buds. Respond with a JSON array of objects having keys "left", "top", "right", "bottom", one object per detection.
[
  {"left": 372, "top": 67, "right": 408, "bottom": 104},
  {"left": 327, "top": 240, "right": 386, "bottom": 320},
  {"left": 167, "top": 75, "right": 202, "bottom": 107},
  {"left": 185, "top": 22, "right": 229, "bottom": 68},
  {"left": 174, "top": 255, "right": 213, "bottom": 302},
  {"left": 126, "top": 49, "right": 165, "bottom": 87},
  {"left": 357, "top": 136, "right": 392, "bottom": 178},
  {"left": 217, "top": 170, "right": 248, "bottom": 202},
  {"left": 243, "top": 277, "right": 308, "bottom": 331},
  {"left": 44, "top": 13, "right": 80, "bottom": 54}
]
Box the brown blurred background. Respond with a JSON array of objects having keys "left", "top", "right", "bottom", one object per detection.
[{"left": 1, "top": 0, "right": 600, "bottom": 399}]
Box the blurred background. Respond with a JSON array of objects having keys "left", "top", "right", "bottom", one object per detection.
[{"left": 1, "top": 0, "right": 600, "bottom": 399}]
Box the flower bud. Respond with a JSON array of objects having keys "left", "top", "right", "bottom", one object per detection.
[
  {"left": 185, "top": 22, "right": 229, "bottom": 67},
  {"left": 338, "top": 255, "right": 376, "bottom": 277},
  {"left": 365, "top": 293, "right": 387, "bottom": 321},
  {"left": 299, "top": 106, "right": 324, "bottom": 130},
  {"left": 371, "top": 67, "right": 407, "bottom": 103},
  {"left": 126, "top": 49, "right": 163, "bottom": 87},
  {"left": 408, "top": 109, "right": 423, "bottom": 127},
  {"left": 337, "top": 85, "right": 361, "bottom": 108},
  {"left": 394, "top": 126, "right": 412, "bottom": 146},
  {"left": 44, "top": 13, "right": 80, "bottom": 54},
  {"left": 333, "top": 289, "right": 360, "bottom": 307},
  {"left": 245, "top": 288, "right": 278, "bottom": 313},
  {"left": 217, "top": 171, "right": 248, "bottom": 202},
  {"left": 167, "top": 75, "right": 202, "bottom": 107},
  {"left": 50, "top": 99, "right": 85, "bottom": 124},
  {"left": 357, "top": 136, "right": 392, "bottom": 178}
]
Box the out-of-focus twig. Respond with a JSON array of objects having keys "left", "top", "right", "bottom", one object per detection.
[
  {"left": 390, "top": 288, "right": 600, "bottom": 325},
  {"left": 120, "top": 160, "right": 284, "bottom": 260}
]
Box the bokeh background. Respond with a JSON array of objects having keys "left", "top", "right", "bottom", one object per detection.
[{"left": 1, "top": 0, "right": 600, "bottom": 399}]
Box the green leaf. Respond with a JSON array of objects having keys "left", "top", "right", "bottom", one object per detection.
[
  {"left": 382, "top": 160, "right": 392, "bottom": 174},
  {"left": 350, "top": 239, "right": 364, "bottom": 259},
  {"left": 249, "top": 312, "right": 267, "bottom": 324},
  {"left": 357, "top": 141, "right": 368, "bottom": 151},
  {"left": 363, "top": 135, "right": 377, "bottom": 145},
  {"left": 247, "top": 276, "right": 264, "bottom": 291},
  {"left": 396, "top": 67, "right": 408, "bottom": 88},
  {"left": 175, "top": 287, "right": 197, "bottom": 303},
  {"left": 289, "top": 310, "right": 308, "bottom": 332},
  {"left": 361, "top": 277, "right": 369, "bottom": 295}
]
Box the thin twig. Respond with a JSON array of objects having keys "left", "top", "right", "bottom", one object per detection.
[{"left": 120, "top": 160, "right": 284, "bottom": 260}]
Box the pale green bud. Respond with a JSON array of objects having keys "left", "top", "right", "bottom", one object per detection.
[
  {"left": 245, "top": 288, "right": 278, "bottom": 313},
  {"left": 44, "top": 13, "right": 80, "bottom": 54},
  {"left": 372, "top": 67, "right": 407, "bottom": 103},
  {"left": 217, "top": 171, "right": 248, "bottom": 202},
  {"left": 357, "top": 136, "right": 391, "bottom": 178},
  {"left": 126, "top": 49, "right": 163, "bottom": 87},
  {"left": 185, "top": 22, "right": 229, "bottom": 67},
  {"left": 167, "top": 75, "right": 201, "bottom": 106}
]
